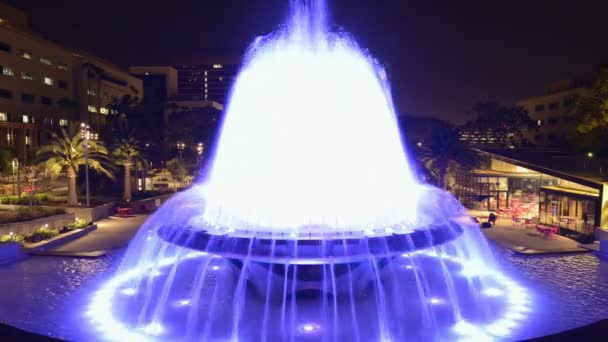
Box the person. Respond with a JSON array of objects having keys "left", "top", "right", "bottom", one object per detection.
[{"left": 488, "top": 212, "right": 497, "bottom": 226}]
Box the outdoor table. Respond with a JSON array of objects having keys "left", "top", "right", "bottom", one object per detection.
[
  {"left": 536, "top": 225, "right": 558, "bottom": 239},
  {"left": 116, "top": 207, "right": 132, "bottom": 217}
]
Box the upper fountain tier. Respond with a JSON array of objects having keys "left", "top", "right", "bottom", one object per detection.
[{"left": 197, "top": 1, "right": 419, "bottom": 234}]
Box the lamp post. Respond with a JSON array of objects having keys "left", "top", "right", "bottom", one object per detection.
[
  {"left": 196, "top": 142, "right": 204, "bottom": 165},
  {"left": 80, "top": 123, "right": 93, "bottom": 207},
  {"left": 176, "top": 142, "right": 185, "bottom": 160},
  {"left": 11, "top": 158, "right": 18, "bottom": 196}
]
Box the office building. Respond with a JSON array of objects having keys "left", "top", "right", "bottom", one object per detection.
[{"left": 0, "top": 3, "right": 142, "bottom": 159}]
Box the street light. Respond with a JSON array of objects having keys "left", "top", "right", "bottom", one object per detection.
[
  {"left": 176, "top": 142, "right": 185, "bottom": 159},
  {"left": 196, "top": 142, "right": 204, "bottom": 165},
  {"left": 80, "top": 122, "right": 95, "bottom": 207},
  {"left": 11, "top": 158, "right": 18, "bottom": 197}
]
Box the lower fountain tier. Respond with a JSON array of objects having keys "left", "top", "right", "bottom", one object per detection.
[{"left": 156, "top": 219, "right": 464, "bottom": 264}]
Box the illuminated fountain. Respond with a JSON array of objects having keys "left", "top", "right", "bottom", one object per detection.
[{"left": 89, "top": 1, "right": 531, "bottom": 341}]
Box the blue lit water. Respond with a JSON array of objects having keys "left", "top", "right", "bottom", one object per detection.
[{"left": 0, "top": 243, "right": 607, "bottom": 341}]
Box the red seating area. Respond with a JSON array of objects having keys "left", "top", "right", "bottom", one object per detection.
[
  {"left": 536, "top": 224, "right": 558, "bottom": 239},
  {"left": 116, "top": 207, "right": 133, "bottom": 217}
]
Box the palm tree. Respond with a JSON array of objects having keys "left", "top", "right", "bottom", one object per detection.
[
  {"left": 39, "top": 159, "right": 62, "bottom": 192},
  {"left": 36, "top": 128, "right": 114, "bottom": 206},
  {"left": 417, "top": 126, "right": 479, "bottom": 190},
  {"left": 113, "top": 132, "right": 143, "bottom": 201}
]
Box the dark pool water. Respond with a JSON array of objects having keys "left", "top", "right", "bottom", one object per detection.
[{"left": 0, "top": 243, "right": 607, "bottom": 341}]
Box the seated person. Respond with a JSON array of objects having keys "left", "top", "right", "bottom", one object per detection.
[{"left": 488, "top": 212, "right": 497, "bottom": 226}]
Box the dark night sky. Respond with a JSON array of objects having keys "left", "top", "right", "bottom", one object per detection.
[{"left": 6, "top": 0, "right": 608, "bottom": 124}]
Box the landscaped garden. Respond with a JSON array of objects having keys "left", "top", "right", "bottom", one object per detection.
[{"left": 0, "top": 217, "right": 90, "bottom": 246}]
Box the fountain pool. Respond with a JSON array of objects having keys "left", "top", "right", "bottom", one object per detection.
[{"left": 84, "top": 0, "right": 535, "bottom": 341}]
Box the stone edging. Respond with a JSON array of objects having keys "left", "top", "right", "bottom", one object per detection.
[{"left": 21, "top": 224, "right": 97, "bottom": 253}]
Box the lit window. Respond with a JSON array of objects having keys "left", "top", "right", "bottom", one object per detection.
[
  {"left": 40, "top": 58, "right": 53, "bottom": 66},
  {"left": 204, "top": 71, "right": 208, "bottom": 76},
  {"left": 100, "top": 107, "right": 109, "bottom": 114},
  {"left": 0, "top": 112, "right": 7, "bottom": 121},
  {"left": 2, "top": 66, "right": 13, "bottom": 76},
  {"left": 204, "top": 77, "right": 207, "bottom": 82},
  {"left": 537, "top": 120, "right": 542, "bottom": 126},
  {"left": 25, "top": 136, "right": 30, "bottom": 145},
  {"left": 21, "top": 72, "right": 33, "bottom": 80},
  {"left": 57, "top": 63, "right": 68, "bottom": 71},
  {"left": 43, "top": 77, "right": 54, "bottom": 86},
  {"left": 219, "top": 76, "right": 223, "bottom": 81},
  {"left": 213, "top": 64, "right": 222, "bottom": 69},
  {"left": 87, "top": 89, "right": 96, "bottom": 96},
  {"left": 87, "top": 105, "right": 97, "bottom": 113},
  {"left": 20, "top": 50, "right": 32, "bottom": 59},
  {"left": 22, "top": 115, "right": 30, "bottom": 123},
  {"left": 59, "top": 119, "right": 68, "bottom": 127}
]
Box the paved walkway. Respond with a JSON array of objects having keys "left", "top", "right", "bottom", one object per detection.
[
  {"left": 482, "top": 220, "right": 588, "bottom": 254},
  {"left": 49, "top": 214, "right": 149, "bottom": 253}
]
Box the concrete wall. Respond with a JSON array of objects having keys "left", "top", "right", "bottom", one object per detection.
[
  {"left": 0, "top": 212, "right": 74, "bottom": 236},
  {"left": 64, "top": 202, "right": 116, "bottom": 222}
]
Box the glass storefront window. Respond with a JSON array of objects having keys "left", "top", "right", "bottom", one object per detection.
[{"left": 538, "top": 190, "right": 596, "bottom": 239}]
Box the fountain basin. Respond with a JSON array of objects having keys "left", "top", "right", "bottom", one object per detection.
[{"left": 157, "top": 218, "right": 464, "bottom": 264}]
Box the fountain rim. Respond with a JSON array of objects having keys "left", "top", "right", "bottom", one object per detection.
[{"left": 156, "top": 215, "right": 468, "bottom": 264}]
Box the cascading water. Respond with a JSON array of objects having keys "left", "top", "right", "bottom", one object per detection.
[{"left": 88, "top": 1, "right": 532, "bottom": 341}]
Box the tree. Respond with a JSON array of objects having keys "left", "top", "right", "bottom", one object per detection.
[
  {"left": 39, "top": 159, "right": 62, "bottom": 192},
  {"left": 416, "top": 126, "right": 479, "bottom": 190},
  {"left": 36, "top": 128, "right": 114, "bottom": 206},
  {"left": 166, "top": 157, "right": 188, "bottom": 191},
  {"left": 465, "top": 102, "right": 536, "bottom": 147},
  {"left": 113, "top": 131, "right": 143, "bottom": 201},
  {"left": 573, "top": 67, "right": 608, "bottom": 133},
  {"left": 0, "top": 148, "right": 14, "bottom": 177}
]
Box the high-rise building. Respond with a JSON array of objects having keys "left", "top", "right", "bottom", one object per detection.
[
  {"left": 129, "top": 66, "right": 179, "bottom": 161},
  {"left": 0, "top": 3, "right": 142, "bottom": 160},
  {"left": 174, "top": 57, "right": 239, "bottom": 105}
]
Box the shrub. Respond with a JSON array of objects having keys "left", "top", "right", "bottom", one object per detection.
[
  {"left": 0, "top": 233, "right": 25, "bottom": 245},
  {"left": 0, "top": 193, "right": 54, "bottom": 205},
  {"left": 26, "top": 226, "right": 59, "bottom": 243},
  {"left": 66, "top": 218, "right": 89, "bottom": 231},
  {"left": 0, "top": 207, "right": 67, "bottom": 224}
]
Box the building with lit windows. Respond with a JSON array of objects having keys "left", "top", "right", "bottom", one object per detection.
[
  {"left": 174, "top": 57, "right": 239, "bottom": 105},
  {"left": 72, "top": 54, "right": 143, "bottom": 131},
  {"left": 516, "top": 80, "right": 589, "bottom": 147},
  {"left": 458, "top": 128, "right": 511, "bottom": 147},
  {"left": 0, "top": 3, "right": 142, "bottom": 160}
]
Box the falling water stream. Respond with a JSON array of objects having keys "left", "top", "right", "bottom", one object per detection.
[{"left": 87, "top": 1, "right": 533, "bottom": 341}]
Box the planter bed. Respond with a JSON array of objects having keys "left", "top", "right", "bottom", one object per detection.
[{"left": 22, "top": 224, "right": 97, "bottom": 253}]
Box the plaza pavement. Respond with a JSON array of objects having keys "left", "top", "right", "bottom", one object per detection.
[
  {"left": 47, "top": 214, "right": 149, "bottom": 254},
  {"left": 481, "top": 220, "right": 588, "bottom": 254}
]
